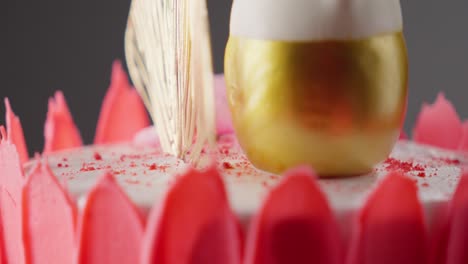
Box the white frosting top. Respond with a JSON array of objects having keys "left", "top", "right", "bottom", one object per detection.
[
  {"left": 230, "top": 0, "right": 403, "bottom": 41},
  {"left": 27, "top": 135, "right": 465, "bottom": 222}
]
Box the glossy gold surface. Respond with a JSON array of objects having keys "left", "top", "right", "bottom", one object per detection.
[{"left": 225, "top": 32, "right": 408, "bottom": 176}]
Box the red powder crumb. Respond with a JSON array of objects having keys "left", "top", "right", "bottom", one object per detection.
[
  {"left": 80, "top": 164, "right": 96, "bottom": 172},
  {"left": 223, "top": 162, "right": 234, "bottom": 169},
  {"left": 57, "top": 163, "right": 63, "bottom": 168},
  {"left": 384, "top": 158, "right": 426, "bottom": 176},
  {"left": 94, "top": 152, "right": 103, "bottom": 161},
  {"left": 129, "top": 162, "right": 137, "bottom": 168},
  {"left": 236, "top": 172, "right": 242, "bottom": 177},
  {"left": 437, "top": 158, "right": 461, "bottom": 165},
  {"left": 62, "top": 158, "right": 68, "bottom": 162},
  {"left": 422, "top": 183, "right": 430, "bottom": 187},
  {"left": 65, "top": 164, "right": 69, "bottom": 168},
  {"left": 148, "top": 164, "right": 157, "bottom": 170},
  {"left": 262, "top": 181, "right": 268, "bottom": 188}
]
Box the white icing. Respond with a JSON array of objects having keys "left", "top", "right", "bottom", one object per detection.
[
  {"left": 230, "top": 0, "right": 403, "bottom": 41},
  {"left": 27, "top": 135, "right": 466, "bottom": 224}
]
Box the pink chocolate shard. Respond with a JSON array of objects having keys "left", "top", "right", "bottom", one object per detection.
[
  {"left": 94, "top": 60, "right": 150, "bottom": 145},
  {"left": 399, "top": 131, "right": 408, "bottom": 140},
  {"left": 244, "top": 166, "right": 343, "bottom": 264},
  {"left": 142, "top": 166, "right": 242, "bottom": 264},
  {"left": 413, "top": 93, "right": 464, "bottom": 150},
  {"left": 444, "top": 171, "right": 468, "bottom": 264},
  {"left": 0, "top": 129, "right": 25, "bottom": 264},
  {"left": 214, "top": 75, "right": 234, "bottom": 135},
  {"left": 4, "top": 98, "right": 29, "bottom": 164},
  {"left": 43, "top": 91, "right": 83, "bottom": 153},
  {"left": 457, "top": 122, "right": 468, "bottom": 151},
  {"left": 77, "top": 173, "right": 144, "bottom": 264},
  {"left": 347, "top": 172, "right": 428, "bottom": 264},
  {"left": 22, "top": 160, "right": 76, "bottom": 264}
]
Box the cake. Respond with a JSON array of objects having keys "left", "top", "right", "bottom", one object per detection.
[
  {"left": 0, "top": 61, "right": 467, "bottom": 263},
  {"left": 1, "top": 0, "right": 468, "bottom": 263}
]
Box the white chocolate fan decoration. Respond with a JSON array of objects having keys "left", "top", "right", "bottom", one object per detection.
[{"left": 125, "top": 0, "right": 216, "bottom": 164}]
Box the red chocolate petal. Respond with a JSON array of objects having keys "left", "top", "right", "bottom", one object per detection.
[
  {"left": 413, "top": 93, "right": 463, "bottom": 150},
  {"left": 244, "top": 166, "right": 343, "bottom": 264},
  {"left": 347, "top": 172, "right": 428, "bottom": 264},
  {"left": 445, "top": 171, "right": 468, "bottom": 264},
  {"left": 43, "top": 91, "right": 83, "bottom": 153},
  {"left": 4, "top": 98, "right": 29, "bottom": 164},
  {"left": 94, "top": 60, "right": 150, "bottom": 145},
  {"left": 77, "top": 173, "right": 144, "bottom": 264},
  {"left": 214, "top": 75, "right": 234, "bottom": 135},
  {"left": 0, "top": 136, "right": 25, "bottom": 263},
  {"left": 142, "top": 166, "right": 242, "bottom": 264},
  {"left": 457, "top": 122, "right": 468, "bottom": 151},
  {"left": 22, "top": 161, "right": 76, "bottom": 264},
  {"left": 399, "top": 131, "right": 408, "bottom": 140}
]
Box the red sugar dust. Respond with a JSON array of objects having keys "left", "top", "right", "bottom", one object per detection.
[
  {"left": 222, "top": 162, "right": 234, "bottom": 169},
  {"left": 94, "top": 152, "right": 103, "bottom": 161},
  {"left": 384, "top": 158, "right": 426, "bottom": 177}
]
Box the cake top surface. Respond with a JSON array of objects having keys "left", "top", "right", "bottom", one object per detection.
[
  {"left": 230, "top": 0, "right": 403, "bottom": 41},
  {"left": 26, "top": 134, "right": 465, "bottom": 217}
]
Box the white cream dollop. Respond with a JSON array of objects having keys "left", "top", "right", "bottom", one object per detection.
[{"left": 230, "top": 0, "right": 403, "bottom": 41}]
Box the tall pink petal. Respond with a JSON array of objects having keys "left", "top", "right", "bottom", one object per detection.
[
  {"left": 457, "top": 121, "right": 468, "bottom": 151},
  {"left": 142, "top": 166, "right": 242, "bottom": 264},
  {"left": 94, "top": 60, "right": 150, "bottom": 145},
  {"left": 413, "top": 93, "right": 463, "bottom": 150},
  {"left": 0, "top": 129, "right": 25, "bottom": 264},
  {"left": 445, "top": 171, "right": 468, "bottom": 264},
  {"left": 244, "top": 166, "right": 343, "bottom": 264},
  {"left": 4, "top": 98, "right": 29, "bottom": 164},
  {"left": 22, "top": 161, "right": 76, "bottom": 264},
  {"left": 347, "top": 172, "right": 428, "bottom": 264},
  {"left": 43, "top": 91, "right": 83, "bottom": 153},
  {"left": 76, "top": 173, "right": 144, "bottom": 264}
]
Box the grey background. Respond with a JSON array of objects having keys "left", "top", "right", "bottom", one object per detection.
[{"left": 1, "top": 0, "right": 467, "bottom": 154}]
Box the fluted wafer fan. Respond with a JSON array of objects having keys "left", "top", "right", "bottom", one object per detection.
[{"left": 125, "top": 0, "right": 216, "bottom": 164}]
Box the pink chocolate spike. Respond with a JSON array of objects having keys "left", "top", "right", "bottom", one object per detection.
[
  {"left": 142, "top": 166, "right": 242, "bottom": 264},
  {"left": 457, "top": 122, "right": 468, "bottom": 151},
  {"left": 0, "top": 136, "right": 25, "bottom": 263},
  {"left": 94, "top": 60, "right": 150, "bottom": 145},
  {"left": 43, "top": 91, "right": 83, "bottom": 153},
  {"left": 399, "top": 131, "right": 408, "bottom": 140},
  {"left": 444, "top": 171, "right": 468, "bottom": 264},
  {"left": 214, "top": 75, "right": 234, "bottom": 135},
  {"left": 4, "top": 98, "right": 29, "bottom": 164},
  {"left": 76, "top": 173, "right": 144, "bottom": 264},
  {"left": 244, "top": 166, "right": 343, "bottom": 264},
  {"left": 413, "top": 93, "right": 463, "bottom": 150},
  {"left": 347, "top": 172, "right": 428, "bottom": 264},
  {"left": 22, "top": 160, "right": 76, "bottom": 264}
]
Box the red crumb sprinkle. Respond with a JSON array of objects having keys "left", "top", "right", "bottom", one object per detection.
[
  {"left": 223, "top": 162, "right": 234, "bottom": 169},
  {"left": 94, "top": 152, "right": 103, "bottom": 161},
  {"left": 80, "top": 164, "right": 96, "bottom": 172},
  {"left": 437, "top": 158, "right": 461, "bottom": 165},
  {"left": 262, "top": 181, "right": 268, "bottom": 187},
  {"left": 62, "top": 158, "right": 68, "bottom": 162},
  {"left": 148, "top": 164, "right": 157, "bottom": 170},
  {"left": 384, "top": 158, "right": 426, "bottom": 175},
  {"left": 57, "top": 163, "right": 63, "bottom": 168},
  {"left": 422, "top": 183, "right": 430, "bottom": 187}
]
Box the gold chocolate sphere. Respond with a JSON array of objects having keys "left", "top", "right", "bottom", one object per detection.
[{"left": 225, "top": 33, "right": 408, "bottom": 176}]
